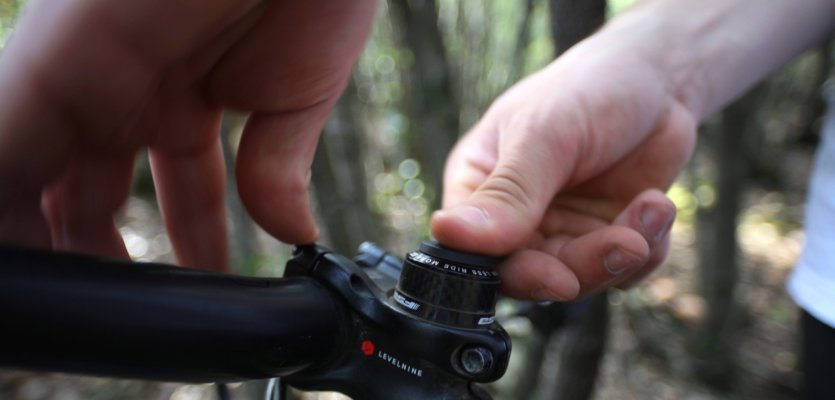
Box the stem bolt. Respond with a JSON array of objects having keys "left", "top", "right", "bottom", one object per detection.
[{"left": 459, "top": 346, "right": 493, "bottom": 376}]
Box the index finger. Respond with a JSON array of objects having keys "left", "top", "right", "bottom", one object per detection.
[
  {"left": 0, "top": 0, "right": 260, "bottom": 247},
  {"left": 208, "top": 0, "right": 378, "bottom": 244}
]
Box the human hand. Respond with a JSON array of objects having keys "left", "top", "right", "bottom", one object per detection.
[
  {"left": 431, "top": 36, "right": 697, "bottom": 300},
  {"left": 0, "top": 0, "right": 377, "bottom": 270}
]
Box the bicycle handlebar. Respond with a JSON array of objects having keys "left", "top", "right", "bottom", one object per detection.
[
  {"left": 0, "top": 246, "right": 345, "bottom": 382},
  {"left": 0, "top": 243, "right": 511, "bottom": 399}
]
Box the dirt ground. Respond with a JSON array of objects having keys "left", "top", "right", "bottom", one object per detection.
[{"left": 592, "top": 218, "right": 803, "bottom": 400}]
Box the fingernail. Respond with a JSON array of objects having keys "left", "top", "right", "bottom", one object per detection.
[
  {"left": 446, "top": 206, "right": 490, "bottom": 229},
  {"left": 603, "top": 248, "right": 644, "bottom": 276},
  {"left": 531, "top": 287, "right": 569, "bottom": 302},
  {"left": 640, "top": 206, "right": 675, "bottom": 243}
]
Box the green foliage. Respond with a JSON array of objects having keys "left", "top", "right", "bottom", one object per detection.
[
  {"left": 668, "top": 182, "right": 700, "bottom": 223},
  {"left": 0, "top": 0, "right": 23, "bottom": 48},
  {"left": 524, "top": 1, "right": 555, "bottom": 76},
  {"left": 608, "top": 0, "right": 637, "bottom": 15}
]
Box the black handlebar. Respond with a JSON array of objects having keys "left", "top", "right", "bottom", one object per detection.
[
  {"left": 0, "top": 243, "right": 510, "bottom": 399},
  {"left": 0, "top": 246, "right": 345, "bottom": 382}
]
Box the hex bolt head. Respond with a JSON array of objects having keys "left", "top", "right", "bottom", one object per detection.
[{"left": 459, "top": 346, "right": 493, "bottom": 376}]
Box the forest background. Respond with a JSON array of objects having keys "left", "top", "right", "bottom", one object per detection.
[{"left": 0, "top": 0, "right": 833, "bottom": 399}]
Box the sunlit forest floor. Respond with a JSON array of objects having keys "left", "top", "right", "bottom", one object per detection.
[
  {"left": 0, "top": 192, "right": 806, "bottom": 399},
  {"left": 594, "top": 204, "right": 802, "bottom": 400}
]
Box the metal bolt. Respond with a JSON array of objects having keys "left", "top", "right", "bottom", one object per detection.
[{"left": 459, "top": 346, "right": 493, "bottom": 376}]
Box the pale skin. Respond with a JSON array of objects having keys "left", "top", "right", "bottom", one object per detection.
[
  {"left": 431, "top": 0, "right": 835, "bottom": 299},
  {"left": 0, "top": 0, "right": 833, "bottom": 298}
]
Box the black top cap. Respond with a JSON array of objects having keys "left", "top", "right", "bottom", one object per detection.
[{"left": 418, "top": 240, "right": 503, "bottom": 268}]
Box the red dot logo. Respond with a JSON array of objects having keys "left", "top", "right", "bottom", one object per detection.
[{"left": 361, "top": 340, "right": 375, "bottom": 356}]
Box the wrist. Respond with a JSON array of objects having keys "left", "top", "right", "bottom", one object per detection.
[
  {"left": 594, "top": 0, "right": 735, "bottom": 120},
  {"left": 597, "top": 0, "right": 835, "bottom": 121}
]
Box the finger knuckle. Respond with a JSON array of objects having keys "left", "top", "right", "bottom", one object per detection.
[{"left": 480, "top": 163, "right": 537, "bottom": 215}]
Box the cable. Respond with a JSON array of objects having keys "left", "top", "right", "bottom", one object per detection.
[
  {"left": 216, "top": 383, "right": 231, "bottom": 400},
  {"left": 264, "top": 378, "right": 282, "bottom": 400}
]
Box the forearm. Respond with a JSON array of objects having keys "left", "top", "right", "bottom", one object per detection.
[{"left": 600, "top": 0, "right": 835, "bottom": 120}]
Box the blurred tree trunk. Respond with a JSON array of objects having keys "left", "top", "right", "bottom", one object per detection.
[
  {"left": 692, "top": 85, "right": 766, "bottom": 389},
  {"left": 388, "top": 0, "right": 459, "bottom": 209},
  {"left": 549, "top": 0, "right": 606, "bottom": 55},
  {"left": 548, "top": 293, "right": 610, "bottom": 399},
  {"left": 797, "top": 42, "right": 831, "bottom": 147},
  {"left": 454, "top": 1, "right": 493, "bottom": 129},
  {"left": 311, "top": 81, "right": 385, "bottom": 255}
]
